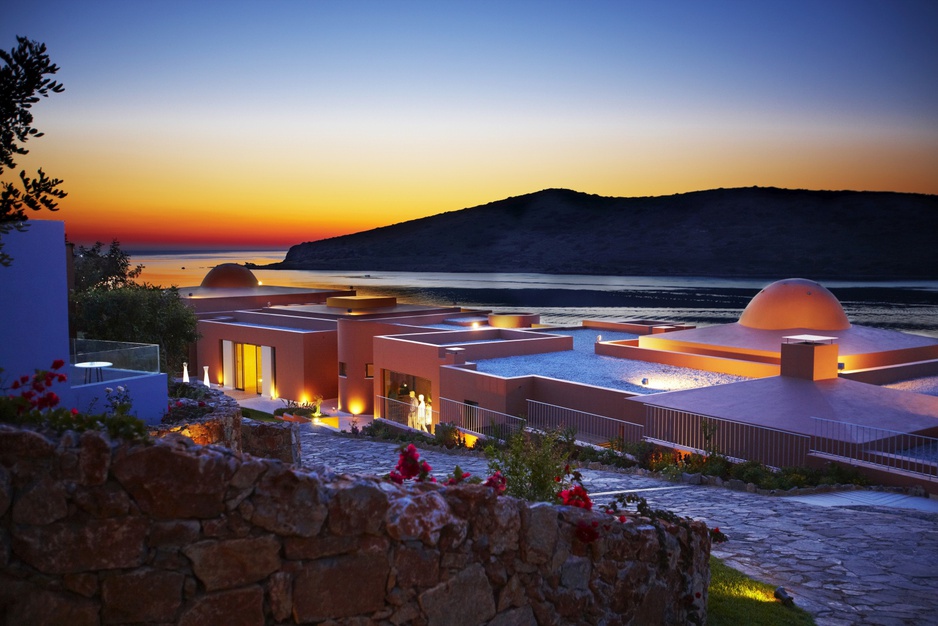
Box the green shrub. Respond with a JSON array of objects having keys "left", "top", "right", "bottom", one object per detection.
[
  {"left": 486, "top": 429, "right": 569, "bottom": 502},
  {"left": 433, "top": 422, "right": 466, "bottom": 449},
  {"left": 2, "top": 406, "right": 149, "bottom": 443},
  {"left": 820, "top": 462, "right": 870, "bottom": 486},
  {"left": 168, "top": 381, "right": 209, "bottom": 400},
  {"left": 730, "top": 460, "right": 776, "bottom": 486}
]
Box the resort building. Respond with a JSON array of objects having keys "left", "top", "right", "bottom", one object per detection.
[{"left": 186, "top": 268, "right": 938, "bottom": 493}]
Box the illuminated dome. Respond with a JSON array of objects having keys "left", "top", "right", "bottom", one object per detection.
[
  {"left": 200, "top": 264, "right": 259, "bottom": 288},
  {"left": 738, "top": 278, "right": 850, "bottom": 330}
]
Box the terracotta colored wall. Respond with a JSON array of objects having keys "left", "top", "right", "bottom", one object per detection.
[
  {"left": 839, "top": 344, "right": 938, "bottom": 371},
  {"left": 372, "top": 328, "right": 571, "bottom": 420},
  {"left": 184, "top": 290, "right": 346, "bottom": 314},
  {"left": 841, "top": 359, "right": 938, "bottom": 385},
  {"left": 598, "top": 341, "right": 780, "bottom": 378},
  {"left": 196, "top": 320, "right": 337, "bottom": 403},
  {"left": 780, "top": 342, "right": 839, "bottom": 380},
  {"left": 530, "top": 377, "right": 639, "bottom": 422},
  {"left": 438, "top": 366, "right": 642, "bottom": 431},
  {"left": 439, "top": 365, "right": 535, "bottom": 417},
  {"left": 488, "top": 312, "right": 540, "bottom": 328},
  {"left": 338, "top": 319, "right": 418, "bottom": 415},
  {"left": 583, "top": 319, "right": 696, "bottom": 335}
]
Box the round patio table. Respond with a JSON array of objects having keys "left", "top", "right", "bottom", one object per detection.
[{"left": 74, "top": 361, "right": 112, "bottom": 384}]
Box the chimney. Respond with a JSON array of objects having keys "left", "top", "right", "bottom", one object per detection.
[{"left": 780, "top": 335, "right": 839, "bottom": 381}]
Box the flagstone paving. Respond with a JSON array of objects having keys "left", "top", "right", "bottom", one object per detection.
[{"left": 297, "top": 425, "right": 938, "bottom": 626}]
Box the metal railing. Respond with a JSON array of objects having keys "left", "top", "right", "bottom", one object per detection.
[
  {"left": 438, "top": 398, "right": 525, "bottom": 440},
  {"left": 811, "top": 417, "right": 938, "bottom": 480},
  {"left": 645, "top": 406, "right": 811, "bottom": 469},
  {"left": 527, "top": 400, "right": 643, "bottom": 448},
  {"left": 377, "top": 395, "right": 436, "bottom": 433}
]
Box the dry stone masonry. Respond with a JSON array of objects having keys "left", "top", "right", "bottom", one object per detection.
[
  {"left": 151, "top": 388, "right": 301, "bottom": 464},
  {"left": 0, "top": 424, "right": 710, "bottom": 625}
]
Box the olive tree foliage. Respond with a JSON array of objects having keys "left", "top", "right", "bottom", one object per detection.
[
  {"left": 70, "top": 241, "right": 199, "bottom": 375},
  {"left": 73, "top": 240, "right": 144, "bottom": 292},
  {"left": 71, "top": 285, "right": 199, "bottom": 376},
  {"left": 0, "top": 36, "right": 66, "bottom": 266}
]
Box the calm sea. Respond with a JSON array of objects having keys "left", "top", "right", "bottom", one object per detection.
[{"left": 132, "top": 250, "right": 938, "bottom": 338}]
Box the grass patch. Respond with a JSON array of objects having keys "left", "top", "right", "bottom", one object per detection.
[
  {"left": 240, "top": 407, "right": 278, "bottom": 422},
  {"left": 709, "top": 556, "right": 815, "bottom": 625}
]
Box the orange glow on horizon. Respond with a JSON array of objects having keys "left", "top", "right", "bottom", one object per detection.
[{"left": 22, "top": 115, "right": 938, "bottom": 250}]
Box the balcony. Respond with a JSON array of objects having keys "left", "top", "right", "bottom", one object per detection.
[{"left": 69, "top": 339, "right": 167, "bottom": 425}]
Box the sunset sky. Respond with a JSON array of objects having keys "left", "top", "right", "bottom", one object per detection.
[{"left": 4, "top": 1, "right": 937, "bottom": 250}]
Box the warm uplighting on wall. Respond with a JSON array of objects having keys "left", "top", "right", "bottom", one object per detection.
[
  {"left": 347, "top": 399, "right": 365, "bottom": 415},
  {"left": 203, "top": 366, "right": 210, "bottom": 387}
]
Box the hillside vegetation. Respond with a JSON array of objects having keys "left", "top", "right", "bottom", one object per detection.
[{"left": 269, "top": 187, "right": 937, "bottom": 279}]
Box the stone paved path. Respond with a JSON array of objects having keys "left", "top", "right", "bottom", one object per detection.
[{"left": 298, "top": 426, "right": 938, "bottom": 626}]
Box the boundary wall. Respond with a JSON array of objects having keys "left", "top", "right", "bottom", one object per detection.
[{"left": 0, "top": 425, "right": 710, "bottom": 625}]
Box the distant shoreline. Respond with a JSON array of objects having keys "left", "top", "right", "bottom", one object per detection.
[{"left": 254, "top": 261, "right": 937, "bottom": 283}]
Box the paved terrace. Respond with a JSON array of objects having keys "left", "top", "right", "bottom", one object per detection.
[{"left": 296, "top": 425, "right": 938, "bottom": 626}]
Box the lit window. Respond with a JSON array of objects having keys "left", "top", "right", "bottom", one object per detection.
[{"left": 365, "top": 363, "right": 374, "bottom": 379}]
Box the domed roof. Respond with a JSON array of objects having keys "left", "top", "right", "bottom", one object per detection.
[
  {"left": 200, "top": 263, "right": 259, "bottom": 288},
  {"left": 738, "top": 278, "right": 850, "bottom": 330}
]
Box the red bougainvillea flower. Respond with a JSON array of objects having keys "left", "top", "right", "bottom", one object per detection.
[
  {"left": 575, "top": 520, "right": 600, "bottom": 543},
  {"left": 559, "top": 485, "right": 593, "bottom": 510},
  {"left": 70, "top": 408, "right": 79, "bottom": 415},
  {"left": 389, "top": 444, "right": 436, "bottom": 483},
  {"left": 483, "top": 470, "right": 507, "bottom": 495},
  {"left": 444, "top": 465, "right": 471, "bottom": 486},
  {"left": 51, "top": 359, "right": 65, "bottom": 370}
]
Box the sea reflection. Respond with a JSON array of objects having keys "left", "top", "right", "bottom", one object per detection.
[{"left": 131, "top": 250, "right": 938, "bottom": 338}]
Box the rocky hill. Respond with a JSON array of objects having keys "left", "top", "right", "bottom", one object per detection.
[{"left": 267, "top": 187, "right": 938, "bottom": 278}]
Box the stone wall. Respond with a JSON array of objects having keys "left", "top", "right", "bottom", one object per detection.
[
  {"left": 0, "top": 425, "right": 710, "bottom": 625},
  {"left": 152, "top": 389, "right": 301, "bottom": 465},
  {"left": 151, "top": 391, "right": 242, "bottom": 450},
  {"left": 241, "top": 418, "right": 301, "bottom": 464}
]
